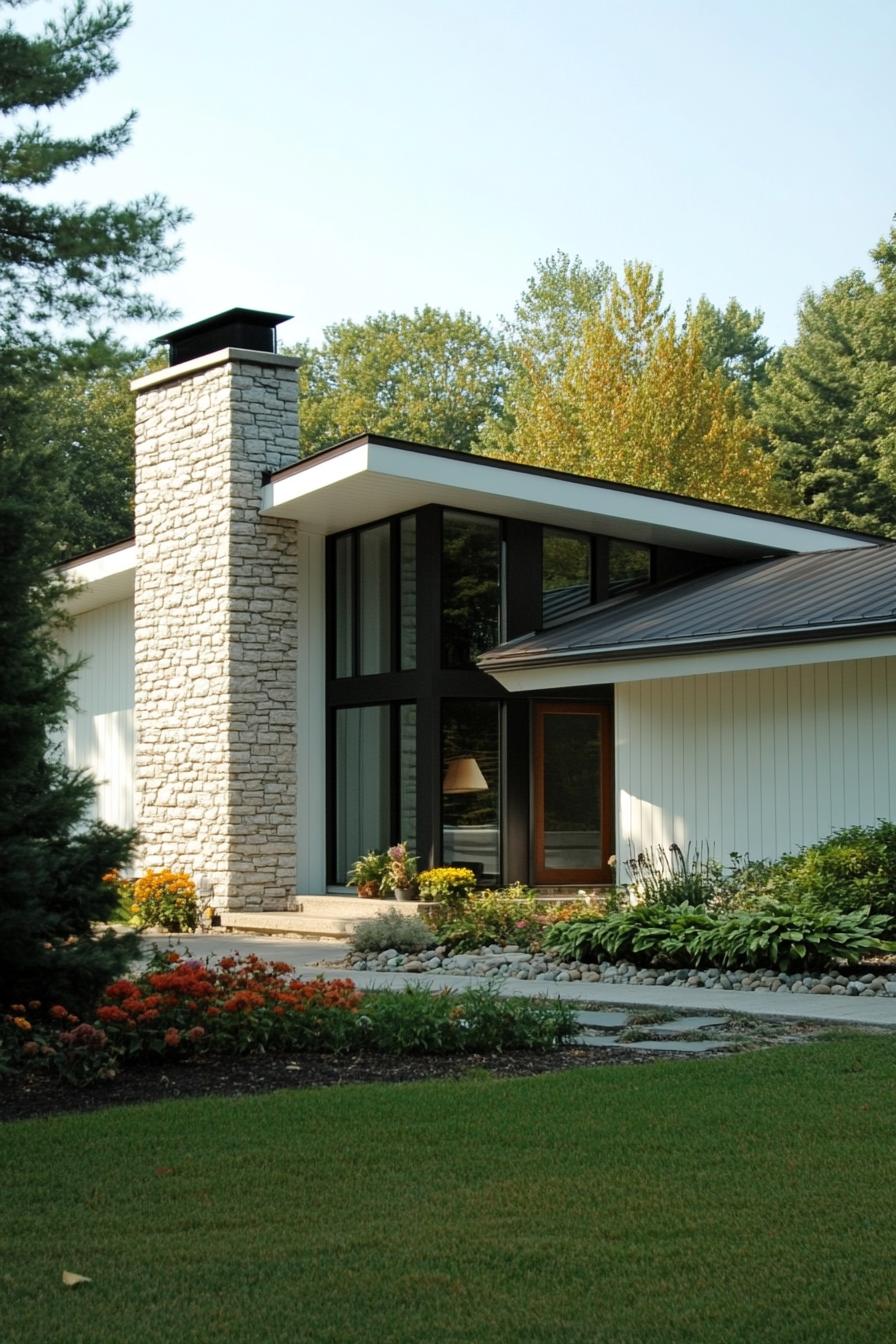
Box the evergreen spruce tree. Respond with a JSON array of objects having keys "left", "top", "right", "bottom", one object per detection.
[
  {"left": 756, "top": 224, "right": 896, "bottom": 537},
  {"left": 0, "top": 1, "right": 185, "bottom": 1011}
]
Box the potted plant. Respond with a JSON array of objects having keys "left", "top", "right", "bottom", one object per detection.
[
  {"left": 386, "top": 842, "right": 419, "bottom": 900},
  {"left": 347, "top": 850, "right": 389, "bottom": 898}
]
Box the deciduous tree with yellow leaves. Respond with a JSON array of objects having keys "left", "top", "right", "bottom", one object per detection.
[{"left": 488, "top": 262, "right": 788, "bottom": 512}]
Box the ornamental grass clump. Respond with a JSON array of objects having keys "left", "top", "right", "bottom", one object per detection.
[
  {"left": 130, "top": 869, "right": 198, "bottom": 932},
  {"left": 351, "top": 909, "right": 437, "bottom": 955}
]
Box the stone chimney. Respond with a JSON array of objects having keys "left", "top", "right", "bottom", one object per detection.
[{"left": 131, "top": 310, "right": 299, "bottom": 910}]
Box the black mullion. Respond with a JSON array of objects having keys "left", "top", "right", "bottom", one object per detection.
[
  {"left": 593, "top": 536, "right": 609, "bottom": 603},
  {"left": 389, "top": 517, "right": 400, "bottom": 674},
  {"left": 351, "top": 530, "right": 360, "bottom": 676}
]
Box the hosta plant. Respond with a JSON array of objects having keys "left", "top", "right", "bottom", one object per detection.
[{"left": 707, "top": 902, "right": 894, "bottom": 972}]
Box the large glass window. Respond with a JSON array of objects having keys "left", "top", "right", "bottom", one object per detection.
[
  {"left": 608, "top": 539, "right": 651, "bottom": 594},
  {"left": 359, "top": 523, "right": 391, "bottom": 675},
  {"left": 542, "top": 528, "right": 591, "bottom": 624},
  {"left": 441, "top": 700, "right": 501, "bottom": 884},
  {"left": 441, "top": 510, "right": 501, "bottom": 666},
  {"left": 334, "top": 705, "right": 391, "bottom": 884}
]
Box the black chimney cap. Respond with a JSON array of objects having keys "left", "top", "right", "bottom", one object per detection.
[{"left": 156, "top": 307, "right": 293, "bottom": 366}]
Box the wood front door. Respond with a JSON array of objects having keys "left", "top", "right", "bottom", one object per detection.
[{"left": 532, "top": 703, "right": 613, "bottom": 885}]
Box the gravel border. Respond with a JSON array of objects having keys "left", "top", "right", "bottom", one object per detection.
[{"left": 344, "top": 945, "right": 896, "bottom": 997}]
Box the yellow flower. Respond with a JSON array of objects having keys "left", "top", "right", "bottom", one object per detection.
[{"left": 13, "top": 1017, "right": 31, "bottom": 1031}]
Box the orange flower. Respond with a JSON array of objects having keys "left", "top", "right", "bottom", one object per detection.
[
  {"left": 164, "top": 1027, "right": 181, "bottom": 1047},
  {"left": 186, "top": 1026, "right": 206, "bottom": 1043},
  {"left": 22, "top": 1040, "right": 39, "bottom": 1057},
  {"left": 49, "top": 1004, "right": 68, "bottom": 1019},
  {"left": 97, "top": 1005, "right": 130, "bottom": 1023},
  {"left": 12, "top": 1017, "right": 31, "bottom": 1031}
]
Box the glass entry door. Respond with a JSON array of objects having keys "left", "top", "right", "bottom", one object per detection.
[{"left": 533, "top": 703, "right": 612, "bottom": 884}]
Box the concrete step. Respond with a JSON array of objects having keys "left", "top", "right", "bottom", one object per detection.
[{"left": 218, "top": 898, "right": 425, "bottom": 939}]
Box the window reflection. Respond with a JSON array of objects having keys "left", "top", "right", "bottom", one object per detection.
[
  {"left": 441, "top": 700, "right": 500, "bottom": 884},
  {"left": 359, "top": 524, "right": 391, "bottom": 674},
  {"left": 608, "top": 539, "right": 651, "bottom": 594},
  {"left": 335, "top": 705, "right": 390, "bottom": 883},
  {"left": 542, "top": 528, "right": 591, "bottom": 624},
  {"left": 441, "top": 511, "right": 501, "bottom": 666}
]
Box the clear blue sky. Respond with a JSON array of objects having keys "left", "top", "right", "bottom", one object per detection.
[{"left": 26, "top": 0, "right": 896, "bottom": 351}]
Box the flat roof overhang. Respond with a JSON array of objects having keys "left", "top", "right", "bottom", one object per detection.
[
  {"left": 261, "top": 436, "right": 875, "bottom": 558},
  {"left": 59, "top": 539, "right": 136, "bottom": 614}
]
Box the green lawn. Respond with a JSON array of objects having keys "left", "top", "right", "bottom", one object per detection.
[{"left": 2, "top": 1035, "right": 895, "bottom": 1344}]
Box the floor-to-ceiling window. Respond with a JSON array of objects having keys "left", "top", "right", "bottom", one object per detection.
[{"left": 326, "top": 505, "right": 664, "bottom": 887}]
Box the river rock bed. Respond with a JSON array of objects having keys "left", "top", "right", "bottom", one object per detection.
[{"left": 344, "top": 945, "right": 896, "bottom": 996}]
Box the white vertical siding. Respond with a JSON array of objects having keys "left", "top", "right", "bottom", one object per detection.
[
  {"left": 58, "top": 598, "right": 135, "bottom": 830},
  {"left": 615, "top": 655, "right": 896, "bottom": 865}
]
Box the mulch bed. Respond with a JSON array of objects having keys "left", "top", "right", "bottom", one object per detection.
[{"left": 0, "top": 1045, "right": 666, "bottom": 1124}]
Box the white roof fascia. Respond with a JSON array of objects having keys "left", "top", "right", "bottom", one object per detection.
[
  {"left": 262, "top": 441, "right": 872, "bottom": 557},
  {"left": 486, "top": 632, "right": 896, "bottom": 692},
  {"left": 60, "top": 541, "right": 136, "bottom": 615}
]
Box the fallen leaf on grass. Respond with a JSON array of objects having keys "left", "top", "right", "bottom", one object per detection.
[{"left": 62, "top": 1271, "right": 91, "bottom": 1287}]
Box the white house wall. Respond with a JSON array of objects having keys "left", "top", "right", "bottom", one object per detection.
[
  {"left": 59, "top": 597, "right": 135, "bottom": 831},
  {"left": 615, "top": 656, "right": 896, "bottom": 867}
]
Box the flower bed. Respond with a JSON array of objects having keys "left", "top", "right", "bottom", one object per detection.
[{"left": 1, "top": 950, "right": 574, "bottom": 1087}]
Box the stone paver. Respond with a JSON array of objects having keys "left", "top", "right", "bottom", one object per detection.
[
  {"left": 570, "top": 1033, "right": 729, "bottom": 1054},
  {"left": 139, "top": 934, "right": 896, "bottom": 1028},
  {"left": 572, "top": 1011, "right": 630, "bottom": 1029},
  {"left": 649, "top": 1016, "right": 730, "bottom": 1035}
]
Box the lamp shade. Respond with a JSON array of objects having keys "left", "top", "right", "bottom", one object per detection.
[{"left": 442, "top": 756, "right": 489, "bottom": 794}]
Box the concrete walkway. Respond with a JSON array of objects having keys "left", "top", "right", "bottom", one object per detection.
[{"left": 137, "top": 932, "right": 896, "bottom": 1028}]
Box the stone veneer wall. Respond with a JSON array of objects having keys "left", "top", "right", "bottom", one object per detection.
[{"left": 132, "top": 351, "right": 299, "bottom": 910}]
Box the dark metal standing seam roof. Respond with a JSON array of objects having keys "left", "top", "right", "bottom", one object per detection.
[{"left": 479, "top": 544, "right": 896, "bottom": 671}]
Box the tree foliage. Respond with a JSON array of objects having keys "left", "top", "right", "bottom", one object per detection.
[
  {"left": 691, "top": 295, "right": 775, "bottom": 407},
  {"left": 480, "top": 251, "right": 610, "bottom": 455},
  {"left": 756, "top": 224, "right": 896, "bottom": 537},
  {"left": 488, "top": 262, "right": 785, "bottom": 511},
  {"left": 0, "top": 0, "right": 184, "bottom": 1010},
  {"left": 0, "top": 0, "right": 186, "bottom": 344},
  {"left": 292, "top": 307, "right": 508, "bottom": 456},
  {"left": 0, "top": 423, "right": 138, "bottom": 1013}
]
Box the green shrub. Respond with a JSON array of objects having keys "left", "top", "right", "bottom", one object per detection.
[
  {"left": 351, "top": 909, "right": 437, "bottom": 955},
  {"left": 435, "top": 884, "right": 543, "bottom": 951},
  {"left": 707, "top": 902, "right": 894, "bottom": 972},
  {"left": 357, "top": 985, "right": 575, "bottom": 1054},
  {"left": 759, "top": 822, "right": 896, "bottom": 929}
]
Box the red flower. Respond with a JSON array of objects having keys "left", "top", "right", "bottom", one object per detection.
[
  {"left": 186, "top": 1026, "right": 205, "bottom": 1043},
  {"left": 164, "top": 1027, "right": 181, "bottom": 1047},
  {"left": 97, "top": 1005, "right": 130, "bottom": 1023},
  {"left": 49, "top": 1004, "right": 68, "bottom": 1019}
]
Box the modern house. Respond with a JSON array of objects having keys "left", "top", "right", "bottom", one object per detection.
[{"left": 60, "top": 308, "right": 896, "bottom": 913}]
